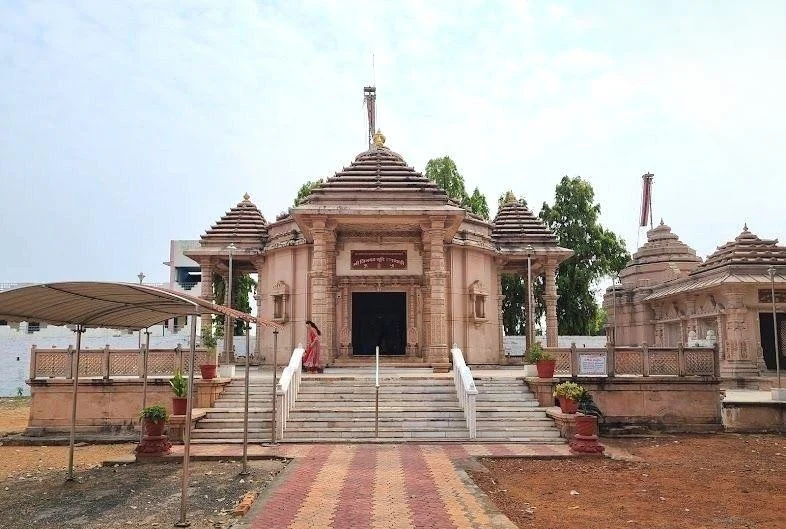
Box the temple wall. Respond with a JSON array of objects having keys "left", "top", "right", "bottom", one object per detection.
[
  {"left": 257, "top": 244, "right": 311, "bottom": 363},
  {"left": 446, "top": 245, "right": 500, "bottom": 364}
]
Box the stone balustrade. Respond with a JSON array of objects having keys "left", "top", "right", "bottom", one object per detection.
[
  {"left": 28, "top": 344, "right": 210, "bottom": 380},
  {"left": 545, "top": 343, "right": 719, "bottom": 378}
]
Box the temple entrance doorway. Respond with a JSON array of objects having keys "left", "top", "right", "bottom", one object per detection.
[
  {"left": 352, "top": 292, "right": 406, "bottom": 356},
  {"left": 760, "top": 312, "right": 786, "bottom": 370}
]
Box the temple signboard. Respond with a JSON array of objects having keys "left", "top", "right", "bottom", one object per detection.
[{"left": 351, "top": 250, "right": 407, "bottom": 270}]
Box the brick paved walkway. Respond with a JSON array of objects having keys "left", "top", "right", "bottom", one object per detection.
[{"left": 176, "top": 443, "right": 571, "bottom": 529}]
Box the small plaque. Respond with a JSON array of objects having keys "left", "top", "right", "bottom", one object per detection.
[
  {"left": 579, "top": 353, "right": 607, "bottom": 376},
  {"left": 351, "top": 250, "right": 407, "bottom": 270}
]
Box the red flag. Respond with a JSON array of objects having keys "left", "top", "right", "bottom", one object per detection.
[{"left": 639, "top": 173, "right": 654, "bottom": 228}]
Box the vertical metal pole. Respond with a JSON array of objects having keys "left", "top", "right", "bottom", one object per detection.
[
  {"left": 175, "top": 316, "right": 197, "bottom": 528},
  {"left": 770, "top": 267, "right": 782, "bottom": 389},
  {"left": 272, "top": 329, "right": 278, "bottom": 443},
  {"left": 375, "top": 345, "right": 379, "bottom": 438},
  {"left": 225, "top": 245, "right": 234, "bottom": 364},
  {"left": 527, "top": 253, "right": 533, "bottom": 350},
  {"left": 139, "top": 330, "right": 151, "bottom": 443},
  {"left": 241, "top": 322, "right": 251, "bottom": 475},
  {"left": 66, "top": 324, "right": 84, "bottom": 482}
]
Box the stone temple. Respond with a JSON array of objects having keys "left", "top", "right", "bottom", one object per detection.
[{"left": 184, "top": 131, "right": 572, "bottom": 370}]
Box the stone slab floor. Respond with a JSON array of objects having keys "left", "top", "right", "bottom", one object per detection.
[{"left": 169, "top": 443, "right": 572, "bottom": 529}]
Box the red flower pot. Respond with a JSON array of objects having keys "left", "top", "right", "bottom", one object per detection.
[
  {"left": 536, "top": 359, "right": 556, "bottom": 378},
  {"left": 172, "top": 397, "right": 187, "bottom": 416},
  {"left": 199, "top": 364, "right": 217, "bottom": 380},
  {"left": 574, "top": 414, "right": 597, "bottom": 436},
  {"left": 558, "top": 397, "right": 578, "bottom": 414}
]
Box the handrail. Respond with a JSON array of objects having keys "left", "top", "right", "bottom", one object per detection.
[
  {"left": 275, "top": 344, "right": 304, "bottom": 439},
  {"left": 451, "top": 344, "right": 478, "bottom": 439}
]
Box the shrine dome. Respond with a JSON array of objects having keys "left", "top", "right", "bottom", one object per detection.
[{"left": 619, "top": 220, "right": 702, "bottom": 288}]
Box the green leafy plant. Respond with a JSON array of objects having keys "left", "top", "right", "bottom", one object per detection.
[
  {"left": 578, "top": 389, "right": 605, "bottom": 421},
  {"left": 201, "top": 328, "right": 217, "bottom": 349},
  {"left": 139, "top": 405, "right": 168, "bottom": 423},
  {"left": 553, "top": 381, "right": 585, "bottom": 401},
  {"left": 526, "top": 342, "right": 553, "bottom": 363},
  {"left": 169, "top": 370, "right": 188, "bottom": 397}
]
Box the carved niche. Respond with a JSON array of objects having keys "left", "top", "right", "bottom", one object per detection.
[
  {"left": 469, "top": 280, "right": 488, "bottom": 324},
  {"left": 270, "top": 280, "right": 290, "bottom": 323}
]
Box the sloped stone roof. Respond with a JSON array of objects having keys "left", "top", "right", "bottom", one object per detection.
[
  {"left": 200, "top": 194, "right": 268, "bottom": 247},
  {"left": 299, "top": 132, "right": 451, "bottom": 206},
  {"left": 491, "top": 199, "right": 558, "bottom": 246},
  {"left": 691, "top": 224, "right": 786, "bottom": 275},
  {"left": 625, "top": 221, "right": 700, "bottom": 268}
]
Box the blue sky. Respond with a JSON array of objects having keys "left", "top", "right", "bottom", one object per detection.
[{"left": 1, "top": 1, "right": 785, "bottom": 283}]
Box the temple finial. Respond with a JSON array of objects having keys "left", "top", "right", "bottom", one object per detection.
[
  {"left": 243, "top": 192, "right": 250, "bottom": 202},
  {"left": 659, "top": 218, "right": 664, "bottom": 226},
  {"left": 373, "top": 129, "right": 386, "bottom": 148},
  {"left": 743, "top": 222, "right": 749, "bottom": 232}
]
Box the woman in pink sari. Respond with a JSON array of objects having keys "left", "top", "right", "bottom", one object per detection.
[{"left": 303, "top": 320, "right": 322, "bottom": 373}]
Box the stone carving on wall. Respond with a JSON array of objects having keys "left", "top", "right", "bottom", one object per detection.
[{"left": 270, "top": 280, "right": 289, "bottom": 323}]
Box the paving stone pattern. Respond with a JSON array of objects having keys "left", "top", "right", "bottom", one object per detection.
[{"left": 188, "top": 443, "right": 571, "bottom": 529}]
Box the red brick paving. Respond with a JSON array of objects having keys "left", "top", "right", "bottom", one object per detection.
[{"left": 330, "top": 447, "right": 375, "bottom": 529}]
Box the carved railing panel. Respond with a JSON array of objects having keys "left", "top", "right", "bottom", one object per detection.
[
  {"left": 34, "top": 352, "right": 69, "bottom": 378},
  {"left": 78, "top": 352, "right": 104, "bottom": 377},
  {"left": 553, "top": 349, "right": 571, "bottom": 375},
  {"left": 649, "top": 350, "right": 680, "bottom": 376},
  {"left": 614, "top": 350, "right": 643, "bottom": 375},
  {"left": 684, "top": 349, "right": 716, "bottom": 376}
]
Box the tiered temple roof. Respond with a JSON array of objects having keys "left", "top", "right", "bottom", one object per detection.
[
  {"left": 200, "top": 194, "right": 268, "bottom": 248},
  {"left": 691, "top": 224, "right": 786, "bottom": 275},
  {"left": 491, "top": 198, "right": 558, "bottom": 247},
  {"left": 619, "top": 220, "right": 701, "bottom": 286},
  {"left": 299, "top": 131, "right": 451, "bottom": 206}
]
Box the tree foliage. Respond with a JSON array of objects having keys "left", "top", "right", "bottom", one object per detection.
[
  {"left": 212, "top": 273, "right": 257, "bottom": 336},
  {"left": 539, "top": 176, "right": 630, "bottom": 335},
  {"left": 425, "top": 156, "right": 489, "bottom": 220},
  {"left": 293, "top": 179, "right": 324, "bottom": 206}
]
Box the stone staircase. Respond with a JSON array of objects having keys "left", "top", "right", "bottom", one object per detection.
[
  {"left": 190, "top": 377, "right": 275, "bottom": 444},
  {"left": 190, "top": 370, "right": 562, "bottom": 443},
  {"left": 283, "top": 372, "right": 469, "bottom": 440},
  {"left": 474, "top": 377, "right": 562, "bottom": 442}
]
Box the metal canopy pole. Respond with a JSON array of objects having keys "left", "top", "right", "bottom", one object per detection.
[
  {"left": 271, "top": 329, "right": 278, "bottom": 443},
  {"left": 66, "top": 324, "right": 85, "bottom": 482},
  {"left": 241, "top": 321, "right": 251, "bottom": 475},
  {"left": 139, "top": 329, "right": 151, "bottom": 443},
  {"left": 175, "top": 315, "right": 198, "bottom": 528}
]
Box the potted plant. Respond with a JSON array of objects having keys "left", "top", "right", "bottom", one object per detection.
[
  {"left": 170, "top": 369, "right": 188, "bottom": 415},
  {"left": 553, "top": 381, "right": 584, "bottom": 414},
  {"left": 576, "top": 389, "right": 604, "bottom": 436},
  {"left": 139, "top": 404, "right": 169, "bottom": 437},
  {"left": 523, "top": 346, "right": 538, "bottom": 377},
  {"left": 200, "top": 328, "right": 218, "bottom": 380},
  {"left": 529, "top": 343, "right": 556, "bottom": 378}
]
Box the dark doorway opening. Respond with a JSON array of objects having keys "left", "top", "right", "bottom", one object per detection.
[
  {"left": 352, "top": 292, "right": 406, "bottom": 355},
  {"left": 759, "top": 312, "right": 786, "bottom": 370}
]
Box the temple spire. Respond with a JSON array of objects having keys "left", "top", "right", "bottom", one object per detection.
[{"left": 364, "top": 85, "right": 376, "bottom": 148}]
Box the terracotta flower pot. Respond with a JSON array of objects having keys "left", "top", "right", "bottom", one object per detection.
[
  {"left": 143, "top": 420, "right": 166, "bottom": 438},
  {"left": 199, "top": 364, "right": 217, "bottom": 380},
  {"left": 574, "top": 414, "right": 597, "bottom": 436},
  {"left": 536, "top": 359, "right": 556, "bottom": 378},
  {"left": 558, "top": 397, "right": 578, "bottom": 414},
  {"left": 172, "top": 397, "right": 187, "bottom": 416}
]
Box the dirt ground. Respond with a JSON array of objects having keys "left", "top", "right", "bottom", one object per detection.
[
  {"left": 0, "top": 399, "right": 288, "bottom": 529},
  {"left": 471, "top": 434, "right": 786, "bottom": 529}
]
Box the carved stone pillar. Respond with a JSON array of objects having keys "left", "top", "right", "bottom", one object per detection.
[
  {"left": 424, "top": 218, "right": 449, "bottom": 370},
  {"left": 721, "top": 291, "right": 759, "bottom": 378},
  {"left": 308, "top": 218, "right": 335, "bottom": 365},
  {"left": 544, "top": 260, "right": 559, "bottom": 347},
  {"left": 199, "top": 260, "right": 214, "bottom": 336}
]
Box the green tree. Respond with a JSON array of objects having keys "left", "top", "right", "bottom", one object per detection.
[
  {"left": 213, "top": 273, "right": 257, "bottom": 336},
  {"left": 293, "top": 179, "right": 324, "bottom": 206},
  {"left": 539, "top": 176, "right": 630, "bottom": 335},
  {"left": 466, "top": 187, "right": 490, "bottom": 220},
  {"left": 424, "top": 156, "right": 489, "bottom": 219}
]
